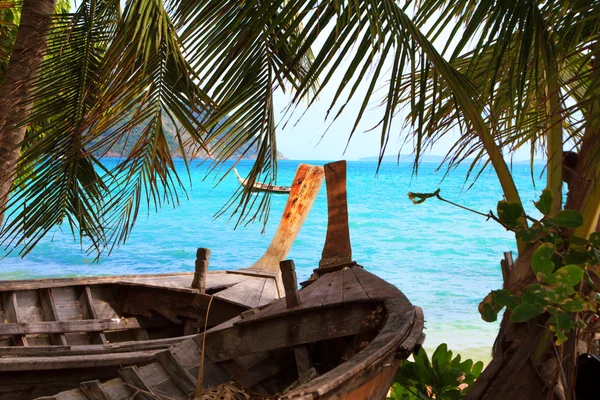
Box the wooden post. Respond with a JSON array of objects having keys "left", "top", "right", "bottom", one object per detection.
[
  {"left": 279, "top": 260, "right": 311, "bottom": 376},
  {"left": 319, "top": 161, "right": 354, "bottom": 271},
  {"left": 280, "top": 260, "right": 300, "bottom": 309},
  {"left": 192, "top": 248, "right": 210, "bottom": 293}
]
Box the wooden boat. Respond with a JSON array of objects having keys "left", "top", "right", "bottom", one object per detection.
[
  {"left": 234, "top": 168, "right": 291, "bottom": 194},
  {"left": 41, "top": 161, "right": 425, "bottom": 400},
  {"left": 0, "top": 164, "right": 325, "bottom": 400}
]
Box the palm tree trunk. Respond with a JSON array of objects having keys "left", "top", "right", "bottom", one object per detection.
[
  {"left": 0, "top": 0, "right": 56, "bottom": 227},
  {"left": 467, "top": 117, "right": 600, "bottom": 400}
]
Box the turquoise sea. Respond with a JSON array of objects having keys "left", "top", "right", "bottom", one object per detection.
[{"left": 0, "top": 159, "right": 544, "bottom": 362}]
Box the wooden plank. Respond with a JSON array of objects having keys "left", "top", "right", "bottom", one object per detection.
[
  {"left": 119, "top": 366, "right": 156, "bottom": 400},
  {"left": 155, "top": 349, "right": 197, "bottom": 393},
  {"left": 80, "top": 287, "right": 108, "bottom": 345},
  {"left": 226, "top": 269, "right": 280, "bottom": 279},
  {"left": 205, "top": 302, "right": 376, "bottom": 362},
  {"left": 396, "top": 306, "right": 426, "bottom": 360},
  {"left": 205, "top": 274, "right": 248, "bottom": 292},
  {"left": 351, "top": 267, "right": 402, "bottom": 300},
  {"left": 0, "top": 272, "right": 197, "bottom": 292},
  {"left": 258, "top": 278, "right": 278, "bottom": 307},
  {"left": 39, "top": 288, "right": 69, "bottom": 346},
  {"left": 100, "top": 378, "right": 131, "bottom": 400},
  {"left": 220, "top": 352, "right": 291, "bottom": 388},
  {"left": 0, "top": 317, "right": 143, "bottom": 335},
  {"left": 247, "top": 164, "right": 325, "bottom": 273},
  {"left": 79, "top": 380, "right": 111, "bottom": 400},
  {"left": 213, "top": 277, "right": 266, "bottom": 308},
  {"left": 2, "top": 292, "right": 28, "bottom": 346},
  {"left": 292, "top": 271, "right": 339, "bottom": 309},
  {"left": 235, "top": 271, "right": 339, "bottom": 326},
  {"left": 15, "top": 290, "right": 45, "bottom": 322},
  {"left": 321, "top": 267, "right": 344, "bottom": 307},
  {"left": 0, "top": 350, "right": 158, "bottom": 371},
  {"left": 341, "top": 267, "right": 369, "bottom": 303},
  {"left": 320, "top": 160, "right": 352, "bottom": 268},
  {"left": 88, "top": 287, "right": 120, "bottom": 319},
  {"left": 169, "top": 335, "right": 201, "bottom": 370},
  {"left": 52, "top": 287, "right": 85, "bottom": 321},
  {"left": 0, "top": 335, "right": 194, "bottom": 357},
  {"left": 118, "top": 285, "right": 246, "bottom": 327}
]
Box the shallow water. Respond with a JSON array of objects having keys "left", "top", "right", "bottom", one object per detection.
[{"left": 0, "top": 159, "right": 544, "bottom": 362}]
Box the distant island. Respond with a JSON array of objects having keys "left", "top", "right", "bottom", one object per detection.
[
  {"left": 359, "top": 154, "right": 546, "bottom": 164},
  {"left": 94, "top": 115, "right": 286, "bottom": 160}
]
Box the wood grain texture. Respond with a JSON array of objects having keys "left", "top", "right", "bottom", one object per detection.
[
  {"left": 351, "top": 267, "right": 403, "bottom": 301},
  {"left": 39, "top": 289, "right": 69, "bottom": 346},
  {"left": 191, "top": 248, "right": 210, "bottom": 292},
  {"left": 235, "top": 270, "right": 341, "bottom": 326},
  {"left": 0, "top": 335, "right": 195, "bottom": 357},
  {"left": 0, "top": 318, "right": 143, "bottom": 335},
  {"left": 79, "top": 380, "right": 111, "bottom": 400},
  {"left": 247, "top": 164, "right": 324, "bottom": 273},
  {"left": 118, "top": 366, "right": 156, "bottom": 400},
  {"left": 0, "top": 351, "right": 158, "bottom": 371},
  {"left": 155, "top": 350, "right": 197, "bottom": 393},
  {"left": 320, "top": 161, "right": 352, "bottom": 268},
  {"left": 204, "top": 302, "right": 376, "bottom": 362},
  {"left": 213, "top": 278, "right": 266, "bottom": 308},
  {"left": 341, "top": 268, "right": 368, "bottom": 303},
  {"left": 80, "top": 287, "right": 107, "bottom": 345},
  {"left": 2, "top": 292, "right": 28, "bottom": 346}
]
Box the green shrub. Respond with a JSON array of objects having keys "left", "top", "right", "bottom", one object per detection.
[{"left": 388, "top": 344, "right": 483, "bottom": 399}]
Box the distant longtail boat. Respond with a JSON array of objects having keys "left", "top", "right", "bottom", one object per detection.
[{"left": 234, "top": 168, "right": 291, "bottom": 194}]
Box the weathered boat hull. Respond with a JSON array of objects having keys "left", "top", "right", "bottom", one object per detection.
[{"left": 0, "top": 275, "right": 251, "bottom": 400}]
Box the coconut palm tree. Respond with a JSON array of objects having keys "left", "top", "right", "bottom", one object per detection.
[
  {"left": 0, "top": 0, "right": 313, "bottom": 255},
  {"left": 0, "top": 0, "right": 58, "bottom": 231},
  {"left": 402, "top": 2, "right": 599, "bottom": 398}
]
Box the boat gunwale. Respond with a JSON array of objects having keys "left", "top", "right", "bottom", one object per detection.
[{"left": 283, "top": 299, "right": 423, "bottom": 399}]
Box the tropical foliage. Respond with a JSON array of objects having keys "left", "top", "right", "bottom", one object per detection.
[{"left": 388, "top": 344, "right": 483, "bottom": 399}]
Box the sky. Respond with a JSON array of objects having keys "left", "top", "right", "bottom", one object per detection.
[
  {"left": 66, "top": 0, "right": 535, "bottom": 162},
  {"left": 268, "top": 12, "right": 533, "bottom": 162}
]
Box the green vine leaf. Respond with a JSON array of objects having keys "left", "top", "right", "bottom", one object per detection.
[
  {"left": 407, "top": 189, "right": 440, "bottom": 204},
  {"left": 548, "top": 210, "right": 584, "bottom": 228},
  {"left": 548, "top": 265, "right": 584, "bottom": 287},
  {"left": 511, "top": 302, "right": 545, "bottom": 322},
  {"left": 497, "top": 201, "right": 524, "bottom": 228},
  {"left": 532, "top": 243, "right": 556, "bottom": 282},
  {"left": 560, "top": 297, "right": 586, "bottom": 313},
  {"left": 534, "top": 189, "right": 553, "bottom": 216},
  {"left": 479, "top": 290, "right": 519, "bottom": 322},
  {"left": 522, "top": 284, "right": 550, "bottom": 307}
]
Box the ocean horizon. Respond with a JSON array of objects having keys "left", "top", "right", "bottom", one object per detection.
[{"left": 0, "top": 159, "right": 546, "bottom": 362}]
